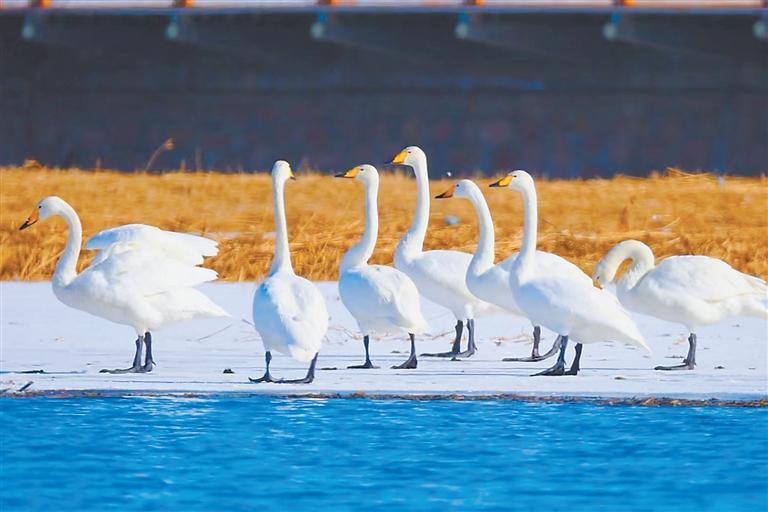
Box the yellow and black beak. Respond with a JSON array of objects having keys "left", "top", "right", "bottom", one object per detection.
[
  {"left": 435, "top": 187, "right": 454, "bottom": 199},
  {"left": 489, "top": 175, "right": 514, "bottom": 188},
  {"left": 289, "top": 168, "right": 296, "bottom": 180},
  {"left": 335, "top": 167, "right": 360, "bottom": 179},
  {"left": 388, "top": 149, "right": 407, "bottom": 165},
  {"left": 592, "top": 278, "right": 602, "bottom": 289},
  {"left": 19, "top": 208, "right": 39, "bottom": 231}
]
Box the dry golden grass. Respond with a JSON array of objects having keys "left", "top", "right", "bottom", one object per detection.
[{"left": 2, "top": 166, "right": 767, "bottom": 282}]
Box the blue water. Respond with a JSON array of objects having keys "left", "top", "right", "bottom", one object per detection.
[{"left": 1, "top": 397, "right": 766, "bottom": 511}]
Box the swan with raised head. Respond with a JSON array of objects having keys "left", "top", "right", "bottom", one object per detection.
[
  {"left": 388, "top": 146, "right": 497, "bottom": 359},
  {"left": 19, "top": 196, "right": 228, "bottom": 373},
  {"left": 435, "top": 179, "right": 592, "bottom": 361},
  {"left": 488, "top": 171, "right": 649, "bottom": 376},
  {"left": 335, "top": 164, "right": 429, "bottom": 369},
  {"left": 250, "top": 161, "right": 328, "bottom": 384},
  {"left": 594, "top": 240, "right": 768, "bottom": 371}
]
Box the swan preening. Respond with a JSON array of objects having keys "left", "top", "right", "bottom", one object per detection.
[
  {"left": 388, "top": 146, "right": 497, "bottom": 360},
  {"left": 335, "top": 164, "right": 429, "bottom": 369},
  {"left": 488, "top": 171, "right": 650, "bottom": 376},
  {"left": 19, "top": 149, "right": 765, "bottom": 381},
  {"left": 19, "top": 196, "right": 228, "bottom": 373},
  {"left": 594, "top": 240, "right": 768, "bottom": 370},
  {"left": 250, "top": 161, "right": 329, "bottom": 384}
]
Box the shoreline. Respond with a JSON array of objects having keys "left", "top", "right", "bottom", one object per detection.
[{"left": 3, "top": 388, "right": 767, "bottom": 407}]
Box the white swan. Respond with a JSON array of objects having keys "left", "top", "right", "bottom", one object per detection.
[
  {"left": 489, "top": 171, "right": 649, "bottom": 376},
  {"left": 335, "top": 164, "right": 429, "bottom": 369},
  {"left": 435, "top": 179, "right": 592, "bottom": 361},
  {"left": 19, "top": 196, "right": 228, "bottom": 373},
  {"left": 388, "top": 146, "right": 497, "bottom": 359},
  {"left": 594, "top": 240, "right": 768, "bottom": 370},
  {"left": 250, "top": 161, "right": 328, "bottom": 384}
]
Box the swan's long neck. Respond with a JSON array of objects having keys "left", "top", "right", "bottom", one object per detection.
[
  {"left": 607, "top": 241, "right": 655, "bottom": 291},
  {"left": 269, "top": 177, "right": 294, "bottom": 275},
  {"left": 341, "top": 179, "right": 378, "bottom": 271},
  {"left": 517, "top": 182, "right": 539, "bottom": 271},
  {"left": 398, "top": 154, "right": 430, "bottom": 259},
  {"left": 53, "top": 203, "right": 83, "bottom": 288},
  {"left": 466, "top": 187, "right": 496, "bottom": 278}
]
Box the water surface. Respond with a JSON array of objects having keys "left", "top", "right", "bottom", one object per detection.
[{"left": 1, "top": 397, "right": 766, "bottom": 511}]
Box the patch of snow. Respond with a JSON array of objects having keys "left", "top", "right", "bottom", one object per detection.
[{"left": 1, "top": 282, "right": 766, "bottom": 399}]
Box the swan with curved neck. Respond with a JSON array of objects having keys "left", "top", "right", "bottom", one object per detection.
[
  {"left": 250, "top": 161, "right": 327, "bottom": 384},
  {"left": 594, "top": 239, "right": 768, "bottom": 371},
  {"left": 435, "top": 179, "right": 591, "bottom": 361},
  {"left": 335, "top": 164, "right": 429, "bottom": 370},
  {"left": 489, "top": 170, "right": 649, "bottom": 376},
  {"left": 19, "top": 196, "right": 228, "bottom": 373},
  {"left": 388, "top": 146, "right": 497, "bottom": 359}
]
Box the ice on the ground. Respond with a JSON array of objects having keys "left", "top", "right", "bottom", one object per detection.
[{"left": 1, "top": 282, "right": 766, "bottom": 399}]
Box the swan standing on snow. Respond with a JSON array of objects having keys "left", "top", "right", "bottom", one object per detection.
[
  {"left": 19, "top": 196, "right": 228, "bottom": 373},
  {"left": 250, "top": 161, "right": 328, "bottom": 384},
  {"left": 335, "top": 164, "right": 429, "bottom": 369},
  {"left": 594, "top": 240, "right": 768, "bottom": 371},
  {"left": 435, "top": 179, "right": 592, "bottom": 361},
  {"left": 488, "top": 171, "right": 649, "bottom": 376},
  {"left": 388, "top": 146, "right": 497, "bottom": 359}
]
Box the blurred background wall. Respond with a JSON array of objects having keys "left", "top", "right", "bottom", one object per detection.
[{"left": 1, "top": 1, "right": 767, "bottom": 176}]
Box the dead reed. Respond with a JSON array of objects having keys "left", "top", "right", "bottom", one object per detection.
[{"left": 2, "top": 166, "right": 766, "bottom": 281}]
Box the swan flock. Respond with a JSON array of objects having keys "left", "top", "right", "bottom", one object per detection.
[{"left": 19, "top": 149, "right": 767, "bottom": 383}]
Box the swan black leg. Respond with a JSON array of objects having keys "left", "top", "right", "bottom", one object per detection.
[
  {"left": 532, "top": 336, "right": 568, "bottom": 376},
  {"left": 249, "top": 351, "right": 277, "bottom": 383},
  {"left": 655, "top": 333, "right": 697, "bottom": 371},
  {"left": 100, "top": 335, "right": 144, "bottom": 374},
  {"left": 422, "top": 320, "right": 463, "bottom": 357},
  {"left": 348, "top": 335, "right": 379, "bottom": 369},
  {"left": 277, "top": 353, "right": 318, "bottom": 384},
  {"left": 453, "top": 318, "right": 477, "bottom": 359},
  {"left": 504, "top": 332, "right": 561, "bottom": 363},
  {"left": 564, "top": 343, "right": 583, "bottom": 375},
  {"left": 392, "top": 334, "right": 418, "bottom": 369},
  {"left": 140, "top": 331, "right": 155, "bottom": 372}
]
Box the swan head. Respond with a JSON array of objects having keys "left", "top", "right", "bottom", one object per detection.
[
  {"left": 435, "top": 179, "right": 478, "bottom": 200},
  {"left": 19, "top": 196, "right": 68, "bottom": 230},
  {"left": 387, "top": 146, "right": 425, "bottom": 167},
  {"left": 489, "top": 170, "right": 534, "bottom": 191},
  {"left": 593, "top": 247, "right": 623, "bottom": 288},
  {"left": 334, "top": 164, "right": 379, "bottom": 185},
  {"left": 271, "top": 160, "right": 296, "bottom": 183}
]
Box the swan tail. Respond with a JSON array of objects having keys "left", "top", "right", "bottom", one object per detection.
[
  {"left": 618, "top": 323, "right": 652, "bottom": 354},
  {"left": 287, "top": 345, "right": 320, "bottom": 364},
  {"left": 743, "top": 300, "right": 768, "bottom": 320},
  {"left": 150, "top": 288, "right": 230, "bottom": 321},
  {"left": 744, "top": 274, "right": 768, "bottom": 297}
]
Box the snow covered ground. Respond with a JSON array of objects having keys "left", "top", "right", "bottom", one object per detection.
[{"left": 1, "top": 281, "right": 766, "bottom": 399}]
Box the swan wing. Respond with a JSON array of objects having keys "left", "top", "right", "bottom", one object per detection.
[
  {"left": 414, "top": 250, "right": 474, "bottom": 291},
  {"left": 343, "top": 265, "right": 429, "bottom": 332},
  {"left": 253, "top": 273, "right": 328, "bottom": 361},
  {"left": 521, "top": 274, "right": 647, "bottom": 350},
  {"left": 87, "top": 243, "right": 219, "bottom": 297},
  {"left": 647, "top": 256, "right": 767, "bottom": 303},
  {"left": 87, "top": 224, "right": 218, "bottom": 266}
]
